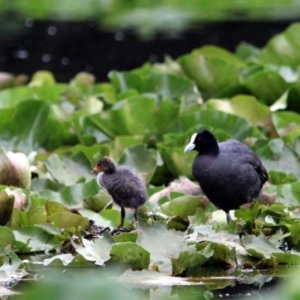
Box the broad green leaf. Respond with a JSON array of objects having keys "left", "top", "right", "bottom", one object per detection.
[
  {"left": 83, "top": 190, "right": 111, "bottom": 212},
  {"left": 259, "top": 23, "right": 300, "bottom": 65},
  {"left": 110, "top": 70, "right": 201, "bottom": 110},
  {"left": 168, "top": 109, "right": 265, "bottom": 140},
  {"left": 47, "top": 212, "right": 88, "bottom": 229},
  {"left": 99, "top": 209, "right": 132, "bottom": 229},
  {"left": 0, "top": 227, "right": 15, "bottom": 248},
  {"left": 32, "top": 84, "right": 67, "bottom": 103},
  {"left": 0, "top": 100, "right": 77, "bottom": 152},
  {"left": 206, "top": 95, "right": 276, "bottom": 137},
  {"left": 272, "top": 111, "right": 300, "bottom": 136},
  {"left": 45, "top": 201, "right": 69, "bottom": 216},
  {"left": 37, "top": 179, "right": 100, "bottom": 206},
  {"left": 241, "top": 233, "right": 283, "bottom": 259},
  {"left": 257, "top": 139, "right": 300, "bottom": 179},
  {"left": 11, "top": 206, "right": 47, "bottom": 229},
  {"left": 45, "top": 152, "right": 94, "bottom": 186},
  {"left": 264, "top": 181, "right": 300, "bottom": 206},
  {"left": 119, "top": 144, "right": 157, "bottom": 184},
  {"left": 0, "top": 247, "right": 22, "bottom": 272},
  {"left": 136, "top": 222, "right": 189, "bottom": 275},
  {"left": 13, "top": 226, "right": 60, "bottom": 252},
  {"left": 171, "top": 244, "right": 213, "bottom": 276},
  {"left": 178, "top": 46, "right": 244, "bottom": 94},
  {"left": 78, "top": 209, "right": 115, "bottom": 229},
  {"left": 242, "top": 70, "right": 288, "bottom": 105},
  {"left": 161, "top": 195, "right": 203, "bottom": 218},
  {"left": 72, "top": 237, "right": 112, "bottom": 266},
  {"left": 44, "top": 253, "right": 94, "bottom": 267},
  {"left": 112, "top": 232, "right": 137, "bottom": 243},
  {"left": 0, "top": 86, "right": 35, "bottom": 109},
  {"left": 113, "top": 135, "right": 144, "bottom": 159},
  {"left": 196, "top": 241, "right": 237, "bottom": 266},
  {"left": 110, "top": 242, "right": 150, "bottom": 270},
  {"left": 72, "top": 115, "right": 111, "bottom": 145},
  {"left": 29, "top": 71, "right": 56, "bottom": 87},
  {"left": 268, "top": 171, "right": 298, "bottom": 185},
  {"left": 235, "top": 42, "right": 260, "bottom": 62}
]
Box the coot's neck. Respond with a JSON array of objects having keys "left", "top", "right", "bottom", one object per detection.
[
  {"left": 197, "top": 136, "right": 219, "bottom": 156},
  {"left": 105, "top": 161, "right": 116, "bottom": 174}
]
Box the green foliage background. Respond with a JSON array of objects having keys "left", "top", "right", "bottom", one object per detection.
[{"left": 1, "top": 18, "right": 300, "bottom": 299}]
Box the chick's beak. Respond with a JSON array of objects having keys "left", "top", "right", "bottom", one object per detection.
[{"left": 91, "top": 165, "right": 100, "bottom": 174}]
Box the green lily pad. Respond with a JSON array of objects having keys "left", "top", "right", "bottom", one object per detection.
[
  {"left": 206, "top": 95, "right": 277, "bottom": 137},
  {"left": 0, "top": 227, "right": 15, "bottom": 248},
  {"left": 259, "top": 23, "right": 300, "bottom": 66},
  {"left": 161, "top": 195, "right": 204, "bottom": 218},
  {"left": 171, "top": 244, "right": 213, "bottom": 276},
  {"left": 48, "top": 212, "right": 88, "bottom": 229},
  {"left": 119, "top": 144, "right": 157, "bottom": 184},
  {"left": 178, "top": 46, "right": 244, "bottom": 95},
  {"left": 110, "top": 242, "right": 150, "bottom": 270},
  {"left": 241, "top": 233, "right": 282, "bottom": 260},
  {"left": 0, "top": 100, "right": 77, "bottom": 152},
  {"left": 11, "top": 206, "right": 47, "bottom": 230},
  {"left": 45, "top": 152, "right": 94, "bottom": 186},
  {"left": 13, "top": 225, "right": 60, "bottom": 252},
  {"left": 72, "top": 237, "right": 112, "bottom": 266},
  {"left": 257, "top": 139, "right": 300, "bottom": 179},
  {"left": 242, "top": 70, "right": 288, "bottom": 105},
  {"left": 136, "top": 222, "right": 189, "bottom": 275}
]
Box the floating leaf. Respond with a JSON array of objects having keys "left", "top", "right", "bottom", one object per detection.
[
  {"left": 110, "top": 242, "right": 150, "bottom": 270},
  {"left": 48, "top": 212, "right": 88, "bottom": 229},
  {"left": 11, "top": 206, "right": 47, "bottom": 229},
  {"left": 119, "top": 144, "right": 157, "bottom": 184},
  {"left": 72, "top": 237, "right": 112, "bottom": 266},
  {"left": 171, "top": 244, "right": 213, "bottom": 276},
  {"left": 178, "top": 46, "right": 244, "bottom": 94},
  {"left": 136, "top": 222, "right": 189, "bottom": 275},
  {"left": 0, "top": 227, "right": 15, "bottom": 248},
  {"left": 13, "top": 226, "right": 60, "bottom": 252},
  {"left": 241, "top": 233, "right": 282, "bottom": 259},
  {"left": 45, "top": 152, "right": 94, "bottom": 186}
]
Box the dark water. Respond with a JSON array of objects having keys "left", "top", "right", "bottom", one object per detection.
[{"left": 0, "top": 20, "right": 292, "bottom": 82}]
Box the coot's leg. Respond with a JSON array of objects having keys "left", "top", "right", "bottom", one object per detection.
[
  {"left": 226, "top": 212, "right": 231, "bottom": 224},
  {"left": 119, "top": 206, "right": 125, "bottom": 228},
  {"left": 134, "top": 208, "right": 138, "bottom": 223}
]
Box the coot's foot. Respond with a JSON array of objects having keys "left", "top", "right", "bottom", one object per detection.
[{"left": 111, "top": 227, "right": 132, "bottom": 235}]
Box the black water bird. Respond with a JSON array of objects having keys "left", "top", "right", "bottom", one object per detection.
[
  {"left": 92, "top": 157, "right": 147, "bottom": 229},
  {"left": 184, "top": 130, "right": 268, "bottom": 223}
]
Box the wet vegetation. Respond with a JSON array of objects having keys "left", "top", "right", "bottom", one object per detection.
[{"left": 1, "top": 2, "right": 300, "bottom": 299}]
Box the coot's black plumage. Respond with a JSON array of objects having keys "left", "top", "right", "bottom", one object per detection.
[
  {"left": 92, "top": 157, "right": 147, "bottom": 229},
  {"left": 184, "top": 130, "right": 268, "bottom": 223}
]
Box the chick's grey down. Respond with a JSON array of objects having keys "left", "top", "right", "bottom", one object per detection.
[
  {"left": 98, "top": 166, "right": 147, "bottom": 210},
  {"left": 184, "top": 130, "right": 268, "bottom": 222},
  {"left": 93, "top": 157, "right": 147, "bottom": 228}
]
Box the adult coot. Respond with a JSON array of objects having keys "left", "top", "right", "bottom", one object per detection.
[
  {"left": 92, "top": 157, "right": 147, "bottom": 229},
  {"left": 184, "top": 130, "right": 268, "bottom": 223}
]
